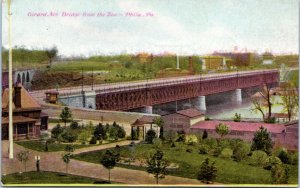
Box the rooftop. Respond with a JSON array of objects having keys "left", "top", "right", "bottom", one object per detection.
[
  {"left": 176, "top": 108, "right": 204, "bottom": 118},
  {"left": 2, "top": 116, "right": 37, "bottom": 124},
  {"left": 191, "top": 120, "right": 286, "bottom": 134}
]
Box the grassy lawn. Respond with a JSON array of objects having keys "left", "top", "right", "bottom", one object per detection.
[
  {"left": 2, "top": 171, "right": 113, "bottom": 184},
  {"left": 15, "top": 139, "right": 124, "bottom": 152},
  {"left": 73, "top": 143, "right": 298, "bottom": 184}
]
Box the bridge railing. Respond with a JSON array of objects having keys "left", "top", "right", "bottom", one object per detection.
[{"left": 29, "top": 69, "right": 279, "bottom": 96}]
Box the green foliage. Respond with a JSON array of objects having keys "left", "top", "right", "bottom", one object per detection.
[
  {"left": 215, "top": 123, "right": 230, "bottom": 139},
  {"left": 233, "top": 113, "right": 241, "bottom": 122},
  {"left": 100, "top": 149, "right": 120, "bottom": 182},
  {"left": 152, "top": 138, "right": 162, "bottom": 149},
  {"left": 153, "top": 117, "right": 165, "bottom": 139},
  {"left": 233, "top": 142, "right": 251, "bottom": 162},
  {"left": 89, "top": 136, "right": 97, "bottom": 144},
  {"left": 250, "top": 150, "right": 268, "bottom": 166},
  {"left": 145, "top": 129, "right": 157, "bottom": 144},
  {"left": 61, "top": 130, "right": 78, "bottom": 143},
  {"left": 45, "top": 46, "right": 58, "bottom": 65},
  {"left": 288, "top": 152, "right": 298, "bottom": 165},
  {"left": 131, "top": 129, "right": 138, "bottom": 140},
  {"left": 271, "top": 164, "right": 289, "bottom": 184},
  {"left": 176, "top": 130, "right": 186, "bottom": 142},
  {"left": 202, "top": 130, "right": 208, "bottom": 139},
  {"left": 51, "top": 124, "right": 64, "bottom": 139},
  {"left": 264, "top": 156, "right": 282, "bottom": 170},
  {"left": 220, "top": 148, "right": 233, "bottom": 159},
  {"left": 251, "top": 127, "right": 273, "bottom": 155},
  {"left": 108, "top": 122, "right": 126, "bottom": 140},
  {"left": 78, "top": 129, "right": 90, "bottom": 144},
  {"left": 278, "top": 149, "right": 290, "bottom": 164},
  {"left": 64, "top": 145, "right": 75, "bottom": 153},
  {"left": 62, "top": 152, "right": 72, "bottom": 173},
  {"left": 164, "top": 131, "right": 177, "bottom": 142},
  {"left": 185, "top": 134, "right": 198, "bottom": 145},
  {"left": 146, "top": 150, "right": 169, "bottom": 184},
  {"left": 197, "top": 158, "right": 217, "bottom": 184},
  {"left": 198, "top": 144, "right": 210, "bottom": 154},
  {"left": 209, "top": 146, "right": 222, "bottom": 157},
  {"left": 202, "top": 138, "right": 218, "bottom": 149},
  {"left": 16, "top": 150, "right": 30, "bottom": 172},
  {"left": 70, "top": 121, "right": 79, "bottom": 129},
  {"left": 60, "top": 107, "right": 73, "bottom": 126},
  {"left": 94, "top": 123, "right": 107, "bottom": 140}
]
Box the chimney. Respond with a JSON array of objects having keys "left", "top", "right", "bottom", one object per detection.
[{"left": 14, "top": 83, "right": 22, "bottom": 108}]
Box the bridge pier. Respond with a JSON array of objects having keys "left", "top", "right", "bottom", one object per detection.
[
  {"left": 143, "top": 106, "right": 153, "bottom": 114},
  {"left": 233, "top": 89, "right": 242, "bottom": 103},
  {"left": 197, "top": 96, "right": 206, "bottom": 111}
]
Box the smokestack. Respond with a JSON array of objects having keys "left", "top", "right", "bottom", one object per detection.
[{"left": 14, "top": 83, "right": 22, "bottom": 108}]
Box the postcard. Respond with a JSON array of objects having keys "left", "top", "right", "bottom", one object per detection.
[{"left": 1, "top": 0, "right": 299, "bottom": 187}]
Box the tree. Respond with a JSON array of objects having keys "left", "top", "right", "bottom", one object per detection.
[
  {"left": 153, "top": 117, "right": 164, "bottom": 139},
  {"left": 197, "top": 158, "right": 217, "bottom": 184},
  {"left": 70, "top": 121, "right": 79, "bottom": 129},
  {"left": 16, "top": 150, "right": 29, "bottom": 172},
  {"left": 233, "top": 113, "right": 241, "bottom": 122},
  {"left": 78, "top": 129, "right": 90, "bottom": 144},
  {"left": 251, "top": 127, "right": 273, "bottom": 155},
  {"left": 215, "top": 123, "right": 230, "bottom": 140},
  {"left": 62, "top": 152, "right": 72, "bottom": 174},
  {"left": 46, "top": 46, "right": 58, "bottom": 67},
  {"left": 51, "top": 124, "right": 64, "bottom": 139},
  {"left": 100, "top": 150, "right": 120, "bottom": 182},
  {"left": 251, "top": 84, "right": 273, "bottom": 122},
  {"left": 145, "top": 129, "right": 157, "bottom": 144},
  {"left": 60, "top": 107, "right": 72, "bottom": 127},
  {"left": 64, "top": 145, "right": 75, "bottom": 153},
  {"left": 176, "top": 130, "right": 186, "bottom": 142},
  {"left": 271, "top": 164, "right": 289, "bottom": 184},
  {"left": 249, "top": 150, "right": 268, "bottom": 166},
  {"left": 279, "top": 82, "right": 298, "bottom": 121},
  {"left": 146, "top": 150, "right": 169, "bottom": 184}
]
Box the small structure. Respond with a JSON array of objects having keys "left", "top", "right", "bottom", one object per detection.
[
  {"left": 1, "top": 83, "right": 48, "bottom": 140},
  {"left": 163, "top": 108, "right": 205, "bottom": 133},
  {"left": 135, "top": 53, "right": 151, "bottom": 64},
  {"left": 45, "top": 91, "right": 59, "bottom": 104},
  {"left": 131, "top": 115, "right": 158, "bottom": 140},
  {"left": 262, "top": 52, "right": 274, "bottom": 65}
]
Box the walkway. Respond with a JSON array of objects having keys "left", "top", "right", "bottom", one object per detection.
[{"left": 2, "top": 141, "right": 206, "bottom": 185}]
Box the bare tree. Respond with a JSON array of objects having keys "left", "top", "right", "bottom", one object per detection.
[{"left": 279, "top": 82, "right": 298, "bottom": 121}]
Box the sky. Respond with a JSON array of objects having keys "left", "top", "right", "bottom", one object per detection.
[{"left": 2, "top": 0, "right": 299, "bottom": 56}]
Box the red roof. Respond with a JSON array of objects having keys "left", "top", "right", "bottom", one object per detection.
[
  {"left": 176, "top": 108, "right": 204, "bottom": 118},
  {"left": 191, "top": 120, "right": 285, "bottom": 134},
  {"left": 2, "top": 116, "right": 37, "bottom": 124}
]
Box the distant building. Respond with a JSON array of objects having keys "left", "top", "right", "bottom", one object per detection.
[
  {"left": 162, "top": 108, "right": 205, "bottom": 133},
  {"left": 199, "top": 56, "right": 228, "bottom": 70},
  {"left": 135, "top": 53, "right": 153, "bottom": 64},
  {"left": 1, "top": 84, "right": 48, "bottom": 140},
  {"left": 213, "top": 52, "right": 259, "bottom": 67},
  {"left": 262, "top": 52, "right": 274, "bottom": 65},
  {"left": 131, "top": 115, "right": 160, "bottom": 140}
]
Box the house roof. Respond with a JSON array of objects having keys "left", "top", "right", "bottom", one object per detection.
[
  {"left": 191, "top": 120, "right": 286, "bottom": 134},
  {"left": 2, "top": 116, "right": 37, "bottom": 124},
  {"left": 131, "top": 115, "right": 155, "bottom": 126},
  {"left": 2, "top": 84, "right": 41, "bottom": 111},
  {"left": 176, "top": 108, "right": 204, "bottom": 118}
]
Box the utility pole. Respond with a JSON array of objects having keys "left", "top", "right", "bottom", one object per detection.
[
  {"left": 81, "top": 67, "right": 84, "bottom": 92},
  {"left": 8, "top": 0, "right": 14, "bottom": 159},
  {"left": 91, "top": 68, "right": 94, "bottom": 90}
]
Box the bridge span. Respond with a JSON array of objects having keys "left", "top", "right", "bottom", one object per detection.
[{"left": 30, "top": 69, "right": 279, "bottom": 112}]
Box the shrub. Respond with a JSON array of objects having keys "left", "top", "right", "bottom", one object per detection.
[
  {"left": 89, "top": 136, "right": 97, "bottom": 144},
  {"left": 233, "top": 113, "right": 241, "bottom": 122},
  {"left": 249, "top": 150, "right": 268, "bottom": 166},
  {"left": 94, "top": 123, "right": 107, "bottom": 140},
  {"left": 185, "top": 134, "right": 198, "bottom": 145},
  {"left": 219, "top": 139, "right": 231, "bottom": 150},
  {"left": 233, "top": 142, "right": 251, "bottom": 162},
  {"left": 278, "top": 150, "right": 290, "bottom": 164},
  {"left": 202, "top": 138, "right": 218, "bottom": 149},
  {"left": 251, "top": 127, "right": 273, "bottom": 155},
  {"left": 176, "top": 130, "right": 186, "bottom": 142},
  {"left": 215, "top": 123, "right": 230, "bottom": 139},
  {"left": 145, "top": 129, "right": 157, "bottom": 144},
  {"left": 199, "top": 144, "right": 210, "bottom": 154},
  {"left": 61, "top": 130, "right": 78, "bottom": 143},
  {"left": 78, "top": 129, "right": 90, "bottom": 145},
  {"left": 220, "top": 148, "right": 233, "bottom": 159},
  {"left": 153, "top": 138, "right": 162, "bottom": 149},
  {"left": 64, "top": 145, "right": 75, "bottom": 152},
  {"left": 70, "top": 121, "right": 79, "bottom": 129},
  {"left": 271, "top": 164, "right": 289, "bottom": 184},
  {"left": 264, "top": 156, "right": 282, "bottom": 170},
  {"left": 197, "top": 158, "right": 217, "bottom": 184},
  {"left": 51, "top": 124, "right": 64, "bottom": 139},
  {"left": 108, "top": 122, "right": 126, "bottom": 140},
  {"left": 288, "top": 152, "right": 298, "bottom": 165},
  {"left": 209, "top": 146, "right": 222, "bottom": 157},
  {"left": 164, "top": 131, "right": 177, "bottom": 142}
]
